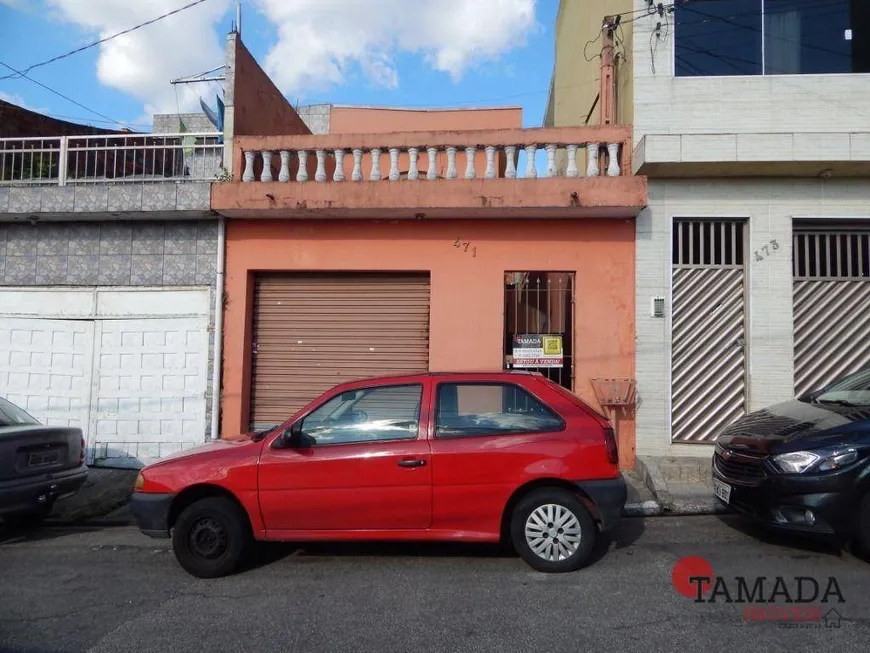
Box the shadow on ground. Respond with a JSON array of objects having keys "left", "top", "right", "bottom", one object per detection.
[
  {"left": 714, "top": 512, "right": 847, "bottom": 558},
  {"left": 0, "top": 523, "right": 106, "bottom": 546},
  {"left": 240, "top": 516, "right": 648, "bottom": 572}
]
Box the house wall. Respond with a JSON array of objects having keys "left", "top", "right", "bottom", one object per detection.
[
  {"left": 221, "top": 218, "right": 637, "bottom": 467},
  {"left": 630, "top": 0, "right": 870, "bottom": 142},
  {"left": 635, "top": 178, "right": 870, "bottom": 457},
  {"left": 0, "top": 219, "right": 220, "bottom": 439},
  {"left": 547, "top": 0, "right": 633, "bottom": 128},
  {"left": 329, "top": 106, "right": 523, "bottom": 133}
]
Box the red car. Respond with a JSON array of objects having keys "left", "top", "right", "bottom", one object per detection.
[{"left": 131, "top": 372, "right": 626, "bottom": 577}]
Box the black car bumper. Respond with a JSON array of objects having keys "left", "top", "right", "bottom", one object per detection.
[
  {"left": 0, "top": 465, "right": 88, "bottom": 517},
  {"left": 130, "top": 492, "right": 175, "bottom": 539},
  {"left": 574, "top": 474, "right": 628, "bottom": 532},
  {"left": 712, "top": 457, "right": 864, "bottom": 540}
]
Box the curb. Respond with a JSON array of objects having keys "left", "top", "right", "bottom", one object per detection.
[
  {"left": 635, "top": 456, "right": 673, "bottom": 509},
  {"left": 623, "top": 500, "right": 663, "bottom": 517}
]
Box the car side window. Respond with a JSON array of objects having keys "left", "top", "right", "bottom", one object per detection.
[
  {"left": 300, "top": 384, "right": 422, "bottom": 445},
  {"left": 435, "top": 383, "right": 564, "bottom": 439}
]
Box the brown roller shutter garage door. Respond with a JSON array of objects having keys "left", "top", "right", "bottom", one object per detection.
[{"left": 250, "top": 273, "right": 431, "bottom": 430}]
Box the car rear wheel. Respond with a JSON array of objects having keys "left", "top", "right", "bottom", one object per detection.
[
  {"left": 172, "top": 497, "right": 252, "bottom": 579},
  {"left": 510, "top": 488, "right": 596, "bottom": 573}
]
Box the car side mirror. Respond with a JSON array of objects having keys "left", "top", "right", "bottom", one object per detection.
[{"left": 283, "top": 422, "right": 309, "bottom": 448}]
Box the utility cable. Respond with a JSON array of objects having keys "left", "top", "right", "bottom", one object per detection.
[{"left": 0, "top": 0, "right": 214, "bottom": 81}]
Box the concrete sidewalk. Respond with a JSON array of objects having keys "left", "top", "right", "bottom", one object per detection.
[{"left": 635, "top": 455, "right": 726, "bottom": 516}]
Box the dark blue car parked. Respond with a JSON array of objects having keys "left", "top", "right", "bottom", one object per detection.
[{"left": 712, "top": 366, "right": 870, "bottom": 553}]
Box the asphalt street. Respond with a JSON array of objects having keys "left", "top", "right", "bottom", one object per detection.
[{"left": 0, "top": 515, "right": 868, "bottom": 653}]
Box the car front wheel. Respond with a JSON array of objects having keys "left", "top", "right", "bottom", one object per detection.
[
  {"left": 172, "top": 497, "right": 252, "bottom": 579},
  {"left": 510, "top": 488, "right": 596, "bottom": 573}
]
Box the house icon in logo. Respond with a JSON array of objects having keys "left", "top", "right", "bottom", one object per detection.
[{"left": 823, "top": 608, "right": 843, "bottom": 628}]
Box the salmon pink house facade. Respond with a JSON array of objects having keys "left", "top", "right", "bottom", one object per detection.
[{"left": 211, "top": 35, "right": 648, "bottom": 469}]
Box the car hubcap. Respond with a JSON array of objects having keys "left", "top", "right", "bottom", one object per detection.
[
  {"left": 188, "top": 517, "right": 228, "bottom": 560},
  {"left": 525, "top": 503, "right": 582, "bottom": 562}
]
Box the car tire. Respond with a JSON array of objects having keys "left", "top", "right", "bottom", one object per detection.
[
  {"left": 510, "top": 488, "right": 596, "bottom": 573},
  {"left": 856, "top": 491, "right": 870, "bottom": 558},
  {"left": 2, "top": 502, "right": 54, "bottom": 530},
  {"left": 172, "top": 497, "right": 252, "bottom": 579}
]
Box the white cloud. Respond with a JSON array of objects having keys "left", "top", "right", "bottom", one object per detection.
[
  {"left": 44, "top": 0, "right": 231, "bottom": 120},
  {"left": 254, "top": 0, "right": 537, "bottom": 94}
]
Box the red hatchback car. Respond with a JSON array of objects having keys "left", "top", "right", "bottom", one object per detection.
[{"left": 131, "top": 372, "right": 627, "bottom": 577}]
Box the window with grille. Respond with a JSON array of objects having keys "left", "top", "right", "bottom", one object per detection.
[
  {"left": 672, "top": 220, "right": 745, "bottom": 267},
  {"left": 793, "top": 230, "right": 870, "bottom": 279}
]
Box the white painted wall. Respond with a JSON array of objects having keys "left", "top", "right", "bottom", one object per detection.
[
  {"left": 630, "top": 0, "right": 870, "bottom": 142},
  {"left": 636, "top": 178, "right": 870, "bottom": 457}
]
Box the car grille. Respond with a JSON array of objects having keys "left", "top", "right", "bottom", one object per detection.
[{"left": 713, "top": 449, "right": 767, "bottom": 486}]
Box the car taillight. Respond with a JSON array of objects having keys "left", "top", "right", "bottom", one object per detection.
[
  {"left": 604, "top": 427, "right": 618, "bottom": 465},
  {"left": 79, "top": 436, "right": 86, "bottom": 466}
]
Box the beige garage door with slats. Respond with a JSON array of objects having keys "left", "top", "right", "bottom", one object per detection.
[{"left": 250, "top": 273, "right": 431, "bottom": 430}]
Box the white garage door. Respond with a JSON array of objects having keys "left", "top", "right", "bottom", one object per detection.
[{"left": 0, "top": 288, "right": 211, "bottom": 469}]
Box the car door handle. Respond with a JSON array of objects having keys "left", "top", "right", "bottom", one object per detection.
[{"left": 397, "top": 459, "right": 427, "bottom": 468}]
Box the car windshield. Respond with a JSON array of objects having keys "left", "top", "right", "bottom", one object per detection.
[
  {"left": 811, "top": 368, "right": 870, "bottom": 407},
  {"left": 0, "top": 397, "right": 40, "bottom": 426}
]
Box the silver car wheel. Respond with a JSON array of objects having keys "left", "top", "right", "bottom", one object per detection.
[{"left": 524, "top": 503, "right": 582, "bottom": 562}]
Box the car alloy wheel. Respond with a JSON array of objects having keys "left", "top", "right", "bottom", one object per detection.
[
  {"left": 510, "top": 488, "right": 596, "bottom": 573},
  {"left": 524, "top": 503, "right": 582, "bottom": 562}
]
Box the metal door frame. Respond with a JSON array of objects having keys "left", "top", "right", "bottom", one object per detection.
[{"left": 668, "top": 216, "right": 750, "bottom": 444}]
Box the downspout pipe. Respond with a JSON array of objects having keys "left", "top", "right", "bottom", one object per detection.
[{"left": 210, "top": 216, "right": 226, "bottom": 440}]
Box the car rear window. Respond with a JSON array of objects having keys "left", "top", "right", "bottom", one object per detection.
[
  {"left": 434, "top": 383, "right": 564, "bottom": 438},
  {"left": 0, "top": 397, "right": 40, "bottom": 427}
]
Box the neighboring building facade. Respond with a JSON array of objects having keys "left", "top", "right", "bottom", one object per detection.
[
  {"left": 211, "top": 42, "right": 648, "bottom": 469},
  {"left": 0, "top": 90, "right": 221, "bottom": 470},
  {"left": 548, "top": 0, "right": 870, "bottom": 458}
]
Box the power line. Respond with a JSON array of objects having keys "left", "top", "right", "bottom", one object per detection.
[
  {"left": 0, "top": 60, "right": 134, "bottom": 130},
  {"left": 0, "top": 0, "right": 214, "bottom": 82}
]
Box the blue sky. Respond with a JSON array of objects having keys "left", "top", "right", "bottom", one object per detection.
[{"left": 0, "top": 0, "right": 559, "bottom": 133}]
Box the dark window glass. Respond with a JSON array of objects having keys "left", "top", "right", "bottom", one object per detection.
[
  {"left": 675, "top": 0, "right": 763, "bottom": 76},
  {"left": 300, "top": 384, "right": 422, "bottom": 445},
  {"left": 765, "top": 0, "right": 851, "bottom": 74},
  {"left": 675, "top": 0, "right": 865, "bottom": 76},
  {"left": 0, "top": 397, "right": 40, "bottom": 427},
  {"left": 435, "top": 383, "right": 564, "bottom": 438}
]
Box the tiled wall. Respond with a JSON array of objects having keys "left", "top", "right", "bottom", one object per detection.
[
  {"left": 0, "top": 220, "right": 217, "bottom": 286},
  {"left": 635, "top": 179, "right": 870, "bottom": 458},
  {"left": 0, "top": 218, "right": 220, "bottom": 440}
]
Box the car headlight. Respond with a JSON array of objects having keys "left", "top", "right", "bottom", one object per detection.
[
  {"left": 773, "top": 448, "right": 859, "bottom": 474},
  {"left": 772, "top": 451, "right": 820, "bottom": 474}
]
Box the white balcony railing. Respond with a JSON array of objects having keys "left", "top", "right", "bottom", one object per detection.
[
  {"left": 240, "top": 141, "right": 624, "bottom": 183},
  {"left": 0, "top": 133, "right": 223, "bottom": 186}
]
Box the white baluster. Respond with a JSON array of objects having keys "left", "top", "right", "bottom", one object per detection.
[
  {"left": 586, "top": 143, "right": 600, "bottom": 177},
  {"left": 524, "top": 144, "right": 537, "bottom": 178},
  {"left": 333, "top": 149, "right": 346, "bottom": 182},
  {"left": 606, "top": 143, "right": 621, "bottom": 176},
  {"left": 407, "top": 147, "right": 420, "bottom": 180},
  {"left": 351, "top": 149, "right": 363, "bottom": 181},
  {"left": 426, "top": 147, "right": 438, "bottom": 180},
  {"left": 464, "top": 146, "right": 477, "bottom": 180},
  {"left": 315, "top": 149, "right": 327, "bottom": 182},
  {"left": 545, "top": 144, "right": 558, "bottom": 178},
  {"left": 296, "top": 150, "right": 309, "bottom": 182},
  {"left": 504, "top": 146, "right": 517, "bottom": 179},
  {"left": 242, "top": 151, "right": 255, "bottom": 182},
  {"left": 389, "top": 147, "right": 401, "bottom": 181},
  {"left": 278, "top": 151, "right": 291, "bottom": 182},
  {"left": 565, "top": 145, "right": 579, "bottom": 178},
  {"left": 370, "top": 148, "right": 382, "bottom": 181},
  {"left": 260, "top": 151, "right": 273, "bottom": 182},
  {"left": 446, "top": 147, "right": 458, "bottom": 179},
  {"left": 484, "top": 146, "right": 497, "bottom": 179}
]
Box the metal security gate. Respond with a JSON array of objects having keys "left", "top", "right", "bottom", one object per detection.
[
  {"left": 250, "top": 273, "right": 431, "bottom": 431},
  {"left": 793, "top": 226, "right": 870, "bottom": 396},
  {"left": 504, "top": 272, "right": 575, "bottom": 390},
  {"left": 671, "top": 220, "right": 748, "bottom": 443}
]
